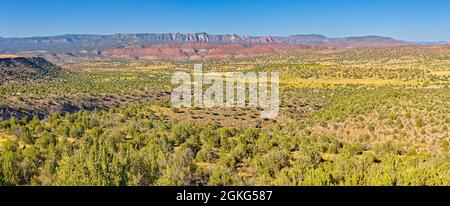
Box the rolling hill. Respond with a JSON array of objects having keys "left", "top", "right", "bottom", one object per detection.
[{"left": 0, "top": 56, "right": 65, "bottom": 84}]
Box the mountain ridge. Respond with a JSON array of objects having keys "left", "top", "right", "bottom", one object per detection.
[{"left": 0, "top": 32, "right": 410, "bottom": 54}]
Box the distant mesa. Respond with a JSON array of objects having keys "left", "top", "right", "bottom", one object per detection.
[
  {"left": 0, "top": 33, "right": 419, "bottom": 61},
  {"left": 0, "top": 32, "right": 410, "bottom": 53}
]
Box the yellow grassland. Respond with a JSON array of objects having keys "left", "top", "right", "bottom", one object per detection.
[{"left": 282, "top": 76, "right": 420, "bottom": 88}]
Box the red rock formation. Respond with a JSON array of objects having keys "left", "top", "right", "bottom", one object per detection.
[{"left": 101, "top": 43, "right": 327, "bottom": 60}]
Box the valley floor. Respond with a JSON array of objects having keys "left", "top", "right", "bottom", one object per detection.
[{"left": 0, "top": 47, "right": 449, "bottom": 185}]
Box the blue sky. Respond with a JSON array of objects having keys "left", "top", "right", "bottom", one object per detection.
[{"left": 0, "top": 0, "right": 449, "bottom": 42}]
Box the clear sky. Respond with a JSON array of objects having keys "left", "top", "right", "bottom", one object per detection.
[{"left": 1, "top": 0, "right": 449, "bottom": 42}]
